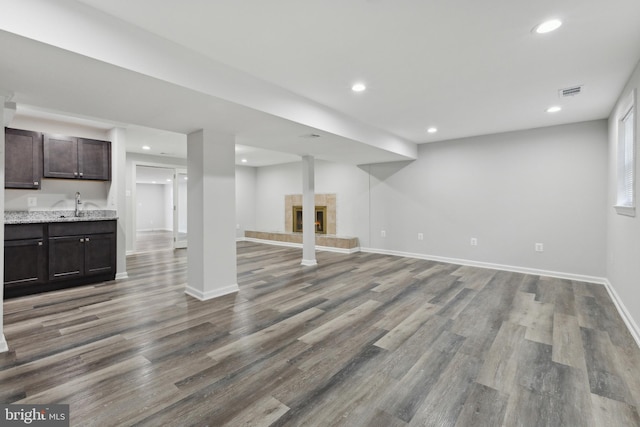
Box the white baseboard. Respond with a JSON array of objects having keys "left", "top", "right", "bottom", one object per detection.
[
  {"left": 602, "top": 279, "right": 640, "bottom": 349},
  {"left": 115, "top": 272, "right": 129, "bottom": 280},
  {"left": 185, "top": 283, "right": 239, "bottom": 301},
  {"left": 359, "top": 247, "right": 607, "bottom": 285},
  {"left": 0, "top": 334, "right": 8, "bottom": 353},
  {"left": 243, "top": 237, "right": 360, "bottom": 254}
]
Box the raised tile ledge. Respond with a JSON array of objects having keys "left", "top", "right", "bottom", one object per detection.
[
  {"left": 244, "top": 230, "right": 359, "bottom": 250},
  {"left": 5, "top": 210, "right": 118, "bottom": 224}
]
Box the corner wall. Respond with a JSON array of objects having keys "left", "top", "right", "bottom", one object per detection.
[{"left": 607, "top": 59, "right": 640, "bottom": 340}]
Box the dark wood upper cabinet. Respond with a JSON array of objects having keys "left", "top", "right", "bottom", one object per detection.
[
  {"left": 43, "top": 134, "right": 78, "bottom": 179},
  {"left": 78, "top": 138, "right": 111, "bottom": 180},
  {"left": 44, "top": 134, "right": 111, "bottom": 181},
  {"left": 5, "top": 127, "right": 43, "bottom": 189}
]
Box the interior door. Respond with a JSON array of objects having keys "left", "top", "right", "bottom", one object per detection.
[{"left": 174, "top": 170, "right": 188, "bottom": 248}]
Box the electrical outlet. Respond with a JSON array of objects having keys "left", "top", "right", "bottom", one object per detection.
[
  {"left": 535, "top": 243, "right": 544, "bottom": 252},
  {"left": 417, "top": 233, "right": 424, "bottom": 240},
  {"left": 380, "top": 230, "right": 386, "bottom": 238},
  {"left": 27, "top": 197, "right": 37, "bottom": 207},
  {"left": 470, "top": 237, "right": 478, "bottom": 246}
]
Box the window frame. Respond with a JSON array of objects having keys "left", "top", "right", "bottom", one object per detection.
[{"left": 614, "top": 89, "right": 637, "bottom": 217}]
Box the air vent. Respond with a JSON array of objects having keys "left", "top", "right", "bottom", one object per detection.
[
  {"left": 559, "top": 85, "right": 583, "bottom": 97},
  {"left": 299, "top": 133, "right": 321, "bottom": 139}
]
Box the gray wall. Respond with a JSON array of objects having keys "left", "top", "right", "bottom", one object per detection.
[
  {"left": 252, "top": 120, "right": 608, "bottom": 279},
  {"left": 235, "top": 165, "right": 257, "bottom": 238},
  {"left": 369, "top": 120, "right": 608, "bottom": 278},
  {"left": 254, "top": 160, "right": 370, "bottom": 241},
  {"left": 135, "top": 183, "right": 170, "bottom": 231},
  {"left": 607, "top": 59, "right": 640, "bottom": 331}
]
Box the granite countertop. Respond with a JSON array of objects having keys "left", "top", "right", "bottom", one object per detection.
[{"left": 5, "top": 210, "right": 118, "bottom": 225}]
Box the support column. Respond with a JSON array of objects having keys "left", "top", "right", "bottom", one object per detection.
[
  {"left": 301, "top": 155, "right": 317, "bottom": 266},
  {"left": 108, "top": 127, "right": 128, "bottom": 280},
  {"left": 186, "top": 129, "right": 239, "bottom": 300},
  {"left": 0, "top": 98, "right": 8, "bottom": 352}
]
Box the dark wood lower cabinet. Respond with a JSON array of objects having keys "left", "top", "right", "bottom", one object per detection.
[
  {"left": 4, "top": 224, "right": 46, "bottom": 291},
  {"left": 49, "top": 236, "right": 85, "bottom": 281},
  {"left": 4, "top": 220, "right": 116, "bottom": 298}
]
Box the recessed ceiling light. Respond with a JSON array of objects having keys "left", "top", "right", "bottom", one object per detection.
[
  {"left": 546, "top": 106, "right": 562, "bottom": 113},
  {"left": 351, "top": 83, "right": 366, "bottom": 92},
  {"left": 427, "top": 127, "right": 438, "bottom": 134},
  {"left": 142, "top": 145, "right": 151, "bottom": 150},
  {"left": 241, "top": 158, "right": 248, "bottom": 163},
  {"left": 151, "top": 181, "right": 157, "bottom": 184},
  {"left": 534, "top": 19, "right": 562, "bottom": 34},
  {"left": 166, "top": 179, "right": 172, "bottom": 182}
]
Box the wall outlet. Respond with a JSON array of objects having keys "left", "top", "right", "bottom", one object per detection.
[
  {"left": 27, "top": 197, "right": 37, "bottom": 207},
  {"left": 380, "top": 230, "right": 386, "bottom": 238},
  {"left": 417, "top": 233, "right": 424, "bottom": 240},
  {"left": 535, "top": 243, "right": 544, "bottom": 252},
  {"left": 470, "top": 237, "right": 478, "bottom": 246}
]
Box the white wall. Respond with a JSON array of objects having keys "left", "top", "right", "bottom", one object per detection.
[
  {"left": 236, "top": 165, "right": 256, "bottom": 238},
  {"left": 607, "top": 59, "right": 640, "bottom": 335},
  {"left": 136, "top": 183, "right": 169, "bottom": 231},
  {"left": 5, "top": 116, "right": 111, "bottom": 211},
  {"left": 252, "top": 120, "right": 608, "bottom": 279}
]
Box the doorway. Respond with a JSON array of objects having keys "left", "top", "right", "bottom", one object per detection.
[{"left": 132, "top": 165, "right": 188, "bottom": 252}]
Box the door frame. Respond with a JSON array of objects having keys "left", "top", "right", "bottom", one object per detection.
[{"left": 131, "top": 161, "right": 185, "bottom": 253}]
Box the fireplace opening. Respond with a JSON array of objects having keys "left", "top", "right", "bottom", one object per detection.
[{"left": 293, "top": 206, "right": 327, "bottom": 234}]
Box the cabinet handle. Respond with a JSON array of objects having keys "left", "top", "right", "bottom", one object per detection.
[
  {"left": 79, "top": 172, "right": 83, "bottom": 177},
  {"left": 33, "top": 181, "right": 39, "bottom": 185},
  {"left": 74, "top": 172, "right": 78, "bottom": 176},
  {"left": 80, "top": 238, "right": 84, "bottom": 243},
  {"left": 38, "top": 241, "right": 43, "bottom": 246},
  {"left": 85, "top": 237, "right": 90, "bottom": 242}
]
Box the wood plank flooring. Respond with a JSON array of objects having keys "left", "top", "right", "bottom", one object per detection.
[{"left": 2, "top": 241, "right": 640, "bottom": 426}]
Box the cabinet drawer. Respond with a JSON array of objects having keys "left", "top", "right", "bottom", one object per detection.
[
  {"left": 5, "top": 224, "right": 45, "bottom": 240},
  {"left": 49, "top": 220, "right": 116, "bottom": 237}
]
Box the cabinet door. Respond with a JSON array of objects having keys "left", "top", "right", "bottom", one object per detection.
[
  {"left": 5, "top": 128, "right": 42, "bottom": 189},
  {"left": 49, "top": 236, "right": 84, "bottom": 281},
  {"left": 43, "top": 134, "right": 78, "bottom": 179},
  {"left": 78, "top": 138, "right": 111, "bottom": 180},
  {"left": 4, "top": 239, "right": 46, "bottom": 287},
  {"left": 84, "top": 233, "right": 116, "bottom": 276}
]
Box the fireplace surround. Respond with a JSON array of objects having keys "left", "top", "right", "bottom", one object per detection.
[{"left": 285, "top": 194, "right": 336, "bottom": 235}]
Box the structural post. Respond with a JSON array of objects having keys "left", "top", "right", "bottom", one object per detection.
[
  {"left": 301, "top": 155, "right": 317, "bottom": 266},
  {"left": 108, "top": 127, "right": 128, "bottom": 280},
  {"left": 186, "top": 128, "right": 239, "bottom": 300}
]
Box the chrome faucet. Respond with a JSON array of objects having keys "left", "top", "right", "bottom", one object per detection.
[{"left": 75, "top": 192, "right": 82, "bottom": 217}]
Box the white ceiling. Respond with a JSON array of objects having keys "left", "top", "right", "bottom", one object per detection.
[{"left": 2, "top": 0, "right": 640, "bottom": 166}]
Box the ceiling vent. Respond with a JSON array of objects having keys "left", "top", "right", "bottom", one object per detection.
[
  {"left": 559, "top": 85, "right": 583, "bottom": 98},
  {"left": 299, "top": 133, "right": 321, "bottom": 139}
]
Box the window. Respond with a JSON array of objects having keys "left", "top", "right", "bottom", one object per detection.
[{"left": 615, "top": 89, "right": 637, "bottom": 217}]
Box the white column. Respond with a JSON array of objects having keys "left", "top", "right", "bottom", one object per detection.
[
  {"left": 108, "top": 127, "right": 128, "bottom": 279},
  {"left": 301, "top": 155, "right": 317, "bottom": 266},
  {"left": 0, "top": 98, "right": 8, "bottom": 352},
  {"left": 186, "top": 128, "right": 239, "bottom": 300}
]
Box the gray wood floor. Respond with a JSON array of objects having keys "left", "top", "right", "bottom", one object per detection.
[
  {"left": 135, "top": 230, "right": 173, "bottom": 253},
  {"left": 2, "top": 241, "right": 640, "bottom": 426}
]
